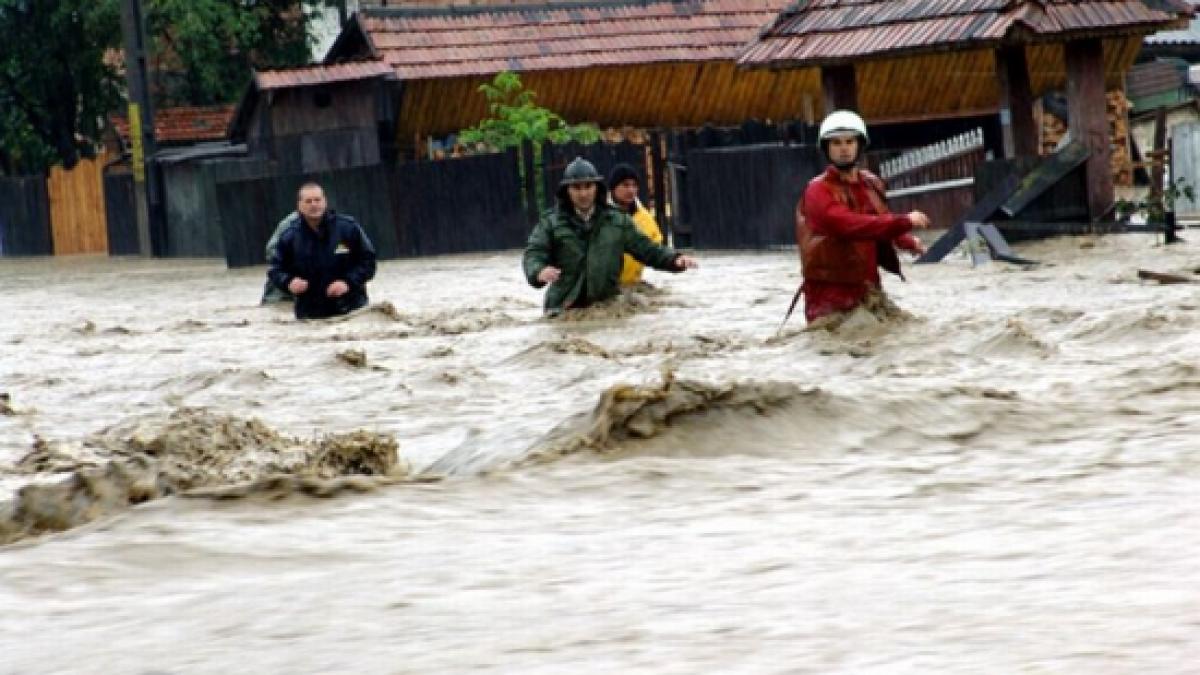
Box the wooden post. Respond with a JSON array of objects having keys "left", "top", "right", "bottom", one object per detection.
[
  {"left": 821, "top": 64, "right": 858, "bottom": 115},
  {"left": 650, "top": 130, "right": 669, "bottom": 240},
  {"left": 994, "top": 45, "right": 1038, "bottom": 158},
  {"left": 120, "top": 0, "right": 158, "bottom": 256},
  {"left": 1149, "top": 106, "right": 1168, "bottom": 206},
  {"left": 1065, "top": 38, "right": 1114, "bottom": 220},
  {"left": 520, "top": 139, "right": 538, "bottom": 225}
]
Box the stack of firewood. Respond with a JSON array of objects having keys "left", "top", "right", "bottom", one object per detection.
[
  {"left": 601, "top": 126, "right": 649, "bottom": 145},
  {"left": 1035, "top": 89, "right": 1133, "bottom": 187},
  {"left": 1108, "top": 90, "right": 1133, "bottom": 187},
  {"left": 1038, "top": 101, "right": 1069, "bottom": 155}
]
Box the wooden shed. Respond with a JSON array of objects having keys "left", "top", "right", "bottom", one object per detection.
[
  {"left": 228, "top": 60, "right": 399, "bottom": 174},
  {"left": 738, "top": 0, "right": 1193, "bottom": 219}
]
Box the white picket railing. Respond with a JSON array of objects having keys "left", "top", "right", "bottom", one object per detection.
[{"left": 879, "top": 128, "right": 985, "bottom": 180}]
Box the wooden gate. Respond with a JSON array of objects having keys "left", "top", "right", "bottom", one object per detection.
[{"left": 47, "top": 151, "right": 110, "bottom": 254}]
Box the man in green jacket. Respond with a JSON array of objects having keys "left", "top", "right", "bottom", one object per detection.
[{"left": 523, "top": 157, "right": 697, "bottom": 314}]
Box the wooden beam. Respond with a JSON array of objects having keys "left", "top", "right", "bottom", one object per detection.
[
  {"left": 916, "top": 168, "right": 1028, "bottom": 264},
  {"left": 650, "top": 130, "right": 669, "bottom": 240},
  {"left": 1065, "top": 38, "right": 1114, "bottom": 220},
  {"left": 821, "top": 64, "right": 858, "bottom": 115},
  {"left": 1000, "top": 140, "right": 1090, "bottom": 218},
  {"left": 994, "top": 46, "right": 1037, "bottom": 158}
]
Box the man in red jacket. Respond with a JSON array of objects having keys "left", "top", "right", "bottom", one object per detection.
[{"left": 797, "top": 110, "right": 931, "bottom": 323}]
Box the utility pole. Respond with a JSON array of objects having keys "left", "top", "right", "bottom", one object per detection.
[{"left": 120, "top": 0, "right": 158, "bottom": 256}]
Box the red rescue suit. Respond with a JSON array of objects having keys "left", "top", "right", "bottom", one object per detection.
[{"left": 797, "top": 166, "right": 921, "bottom": 322}]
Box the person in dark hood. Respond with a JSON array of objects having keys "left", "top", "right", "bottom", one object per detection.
[
  {"left": 261, "top": 210, "right": 298, "bottom": 304},
  {"left": 523, "top": 157, "right": 696, "bottom": 315},
  {"left": 606, "top": 162, "right": 665, "bottom": 287},
  {"left": 267, "top": 182, "right": 377, "bottom": 320},
  {"left": 796, "top": 110, "right": 929, "bottom": 323}
]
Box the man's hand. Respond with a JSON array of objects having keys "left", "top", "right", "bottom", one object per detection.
[
  {"left": 326, "top": 280, "right": 350, "bottom": 298},
  {"left": 908, "top": 211, "right": 932, "bottom": 230},
  {"left": 537, "top": 266, "right": 562, "bottom": 284},
  {"left": 674, "top": 255, "right": 699, "bottom": 270},
  {"left": 288, "top": 278, "right": 309, "bottom": 295},
  {"left": 908, "top": 236, "right": 927, "bottom": 256}
]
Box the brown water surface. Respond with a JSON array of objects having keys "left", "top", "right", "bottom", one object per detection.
[{"left": 1, "top": 236, "right": 1198, "bottom": 672}]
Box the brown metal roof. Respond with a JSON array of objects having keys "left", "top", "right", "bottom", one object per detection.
[
  {"left": 345, "top": 0, "right": 790, "bottom": 80},
  {"left": 110, "top": 105, "right": 235, "bottom": 145},
  {"left": 1125, "top": 59, "right": 1187, "bottom": 97},
  {"left": 740, "top": 0, "right": 1194, "bottom": 67},
  {"left": 252, "top": 60, "right": 396, "bottom": 90}
]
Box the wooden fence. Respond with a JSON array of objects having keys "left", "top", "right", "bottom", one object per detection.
[
  {"left": 683, "top": 144, "right": 824, "bottom": 249},
  {"left": 0, "top": 176, "right": 53, "bottom": 256},
  {"left": 212, "top": 150, "right": 526, "bottom": 268},
  {"left": 47, "top": 151, "right": 110, "bottom": 254}
]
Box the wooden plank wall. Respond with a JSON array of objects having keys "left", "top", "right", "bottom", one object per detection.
[
  {"left": 397, "top": 36, "right": 1142, "bottom": 143},
  {"left": 47, "top": 151, "right": 110, "bottom": 255},
  {"left": 1171, "top": 122, "right": 1200, "bottom": 216}
]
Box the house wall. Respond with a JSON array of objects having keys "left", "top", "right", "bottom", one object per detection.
[{"left": 261, "top": 81, "right": 383, "bottom": 173}]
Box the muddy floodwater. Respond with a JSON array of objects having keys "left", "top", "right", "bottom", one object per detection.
[{"left": 1, "top": 233, "right": 1198, "bottom": 672}]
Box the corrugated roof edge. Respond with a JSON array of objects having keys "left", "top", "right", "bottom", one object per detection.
[
  {"left": 231, "top": 59, "right": 396, "bottom": 140},
  {"left": 738, "top": 0, "right": 1194, "bottom": 68},
  {"left": 357, "top": 0, "right": 698, "bottom": 19}
]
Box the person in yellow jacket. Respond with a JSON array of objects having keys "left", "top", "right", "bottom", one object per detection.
[{"left": 607, "top": 163, "right": 664, "bottom": 287}]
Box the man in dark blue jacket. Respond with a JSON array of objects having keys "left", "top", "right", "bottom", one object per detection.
[{"left": 267, "top": 182, "right": 377, "bottom": 319}]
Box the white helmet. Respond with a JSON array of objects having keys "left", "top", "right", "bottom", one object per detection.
[{"left": 819, "top": 110, "right": 869, "bottom": 146}]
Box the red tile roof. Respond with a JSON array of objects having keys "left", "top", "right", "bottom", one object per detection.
[
  {"left": 252, "top": 59, "right": 396, "bottom": 90},
  {"left": 348, "top": 0, "right": 790, "bottom": 80},
  {"left": 740, "top": 0, "right": 1194, "bottom": 67},
  {"left": 110, "top": 105, "right": 235, "bottom": 145}
]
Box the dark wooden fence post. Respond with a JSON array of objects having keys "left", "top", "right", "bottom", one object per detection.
[
  {"left": 521, "top": 139, "right": 538, "bottom": 225},
  {"left": 650, "top": 130, "right": 668, "bottom": 240}
]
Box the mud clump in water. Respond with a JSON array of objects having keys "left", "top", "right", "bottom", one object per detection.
[
  {"left": 0, "top": 408, "right": 408, "bottom": 546},
  {"left": 310, "top": 430, "right": 399, "bottom": 478},
  {"left": 521, "top": 370, "right": 803, "bottom": 465},
  {"left": 336, "top": 348, "right": 368, "bottom": 368},
  {"left": 547, "top": 336, "right": 613, "bottom": 359}
]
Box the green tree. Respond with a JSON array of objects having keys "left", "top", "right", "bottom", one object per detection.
[
  {"left": 458, "top": 71, "right": 601, "bottom": 208},
  {"left": 458, "top": 71, "right": 600, "bottom": 151},
  {"left": 0, "top": 0, "right": 123, "bottom": 174},
  {"left": 148, "top": 0, "right": 331, "bottom": 106},
  {"left": 0, "top": 0, "right": 335, "bottom": 174}
]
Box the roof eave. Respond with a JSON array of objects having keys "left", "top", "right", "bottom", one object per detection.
[
  {"left": 740, "top": 20, "right": 1177, "bottom": 70},
  {"left": 227, "top": 76, "right": 261, "bottom": 142}
]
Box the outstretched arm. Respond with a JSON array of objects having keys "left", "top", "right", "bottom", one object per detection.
[{"left": 622, "top": 216, "right": 689, "bottom": 272}]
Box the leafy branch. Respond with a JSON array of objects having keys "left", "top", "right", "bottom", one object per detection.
[
  {"left": 457, "top": 71, "right": 600, "bottom": 151},
  {"left": 1116, "top": 177, "right": 1196, "bottom": 222}
]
